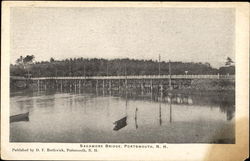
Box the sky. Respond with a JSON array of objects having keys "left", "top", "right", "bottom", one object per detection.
[{"left": 10, "top": 7, "right": 235, "bottom": 68}]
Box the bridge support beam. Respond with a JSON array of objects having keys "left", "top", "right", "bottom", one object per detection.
[
  {"left": 141, "top": 81, "right": 144, "bottom": 95},
  {"left": 109, "top": 80, "right": 112, "bottom": 95},
  {"left": 150, "top": 79, "right": 153, "bottom": 100},
  {"left": 37, "top": 80, "right": 40, "bottom": 91},
  {"left": 96, "top": 80, "right": 99, "bottom": 95},
  {"left": 78, "top": 80, "right": 81, "bottom": 93},
  {"left": 60, "top": 80, "right": 63, "bottom": 92},
  {"left": 160, "top": 83, "right": 163, "bottom": 101}
]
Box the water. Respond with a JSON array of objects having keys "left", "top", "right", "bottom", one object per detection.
[{"left": 10, "top": 89, "right": 235, "bottom": 143}]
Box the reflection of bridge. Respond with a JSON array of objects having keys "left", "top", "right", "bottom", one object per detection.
[
  {"left": 117, "top": 90, "right": 235, "bottom": 131},
  {"left": 10, "top": 75, "right": 235, "bottom": 91}
]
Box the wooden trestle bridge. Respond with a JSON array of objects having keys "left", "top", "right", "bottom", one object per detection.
[{"left": 11, "top": 75, "right": 235, "bottom": 94}]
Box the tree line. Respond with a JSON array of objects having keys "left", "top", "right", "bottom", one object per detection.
[{"left": 10, "top": 56, "right": 235, "bottom": 77}]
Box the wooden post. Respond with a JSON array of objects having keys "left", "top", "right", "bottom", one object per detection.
[
  {"left": 74, "top": 80, "right": 77, "bottom": 93},
  {"left": 159, "top": 101, "right": 162, "bottom": 126},
  {"left": 96, "top": 80, "right": 99, "bottom": 94},
  {"left": 170, "top": 96, "right": 172, "bottom": 123},
  {"left": 150, "top": 79, "right": 153, "bottom": 100},
  {"left": 44, "top": 81, "right": 47, "bottom": 91},
  {"left": 135, "top": 108, "right": 138, "bottom": 129},
  {"left": 40, "top": 80, "right": 42, "bottom": 90},
  {"left": 118, "top": 79, "right": 120, "bottom": 93},
  {"left": 102, "top": 80, "right": 105, "bottom": 95},
  {"left": 60, "top": 80, "right": 63, "bottom": 92},
  {"left": 37, "top": 80, "right": 40, "bottom": 91},
  {"left": 109, "top": 80, "right": 111, "bottom": 95},
  {"left": 125, "top": 63, "right": 127, "bottom": 91},
  {"left": 55, "top": 80, "right": 58, "bottom": 90},
  {"left": 125, "top": 79, "right": 128, "bottom": 91},
  {"left": 70, "top": 81, "right": 72, "bottom": 92},
  {"left": 79, "top": 80, "right": 81, "bottom": 93},
  {"left": 141, "top": 80, "right": 144, "bottom": 95},
  {"left": 160, "top": 82, "right": 163, "bottom": 100}
]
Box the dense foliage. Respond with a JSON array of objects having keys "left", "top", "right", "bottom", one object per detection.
[{"left": 10, "top": 57, "right": 235, "bottom": 77}]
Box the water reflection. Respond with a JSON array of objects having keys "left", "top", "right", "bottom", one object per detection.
[
  {"left": 135, "top": 108, "right": 138, "bottom": 129},
  {"left": 159, "top": 101, "right": 162, "bottom": 126},
  {"left": 169, "top": 97, "right": 172, "bottom": 123},
  {"left": 10, "top": 89, "right": 235, "bottom": 143},
  {"left": 220, "top": 100, "right": 235, "bottom": 121}
]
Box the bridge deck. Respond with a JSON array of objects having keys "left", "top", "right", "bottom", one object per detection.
[{"left": 11, "top": 75, "right": 235, "bottom": 80}]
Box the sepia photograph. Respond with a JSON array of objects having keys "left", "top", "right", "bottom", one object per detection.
[{"left": 1, "top": 1, "right": 249, "bottom": 161}]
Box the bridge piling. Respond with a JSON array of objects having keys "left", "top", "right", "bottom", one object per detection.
[
  {"left": 118, "top": 79, "right": 121, "bottom": 94},
  {"left": 141, "top": 81, "right": 144, "bottom": 95},
  {"left": 37, "top": 80, "right": 40, "bottom": 91},
  {"left": 150, "top": 79, "right": 153, "bottom": 100},
  {"left": 44, "top": 81, "right": 47, "bottom": 91},
  {"left": 109, "top": 80, "right": 112, "bottom": 95},
  {"left": 78, "top": 80, "right": 81, "bottom": 93},
  {"left": 60, "top": 80, "right": 63, "bottom": 92},
  {"left": 160, "top": 83, "right": 163, "bottom": 100},
  {"left": 102, "top": 80, "right": 105, "bottom": 94},
  {"left": 96, "top": 80, "right": 99, "bottom": 95}
]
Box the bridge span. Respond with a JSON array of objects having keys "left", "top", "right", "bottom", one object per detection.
[
  {"left": 10, "top": 75, "right": 235, "bottom": 94},
  {"left": 11, "top": 74, "right": 234, "bottom": 80}
]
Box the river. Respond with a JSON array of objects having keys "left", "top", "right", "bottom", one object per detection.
[{"left": 10, "top": 89, "right": 235, "bottom": 143}]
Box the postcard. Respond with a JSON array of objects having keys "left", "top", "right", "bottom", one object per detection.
[{"left": 1, "top": 1, "right": 249, "bottom": 160}]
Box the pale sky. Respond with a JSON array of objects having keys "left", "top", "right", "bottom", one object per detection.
[{"left": 10, "top": 7, "right": 235, "bottom": 68}]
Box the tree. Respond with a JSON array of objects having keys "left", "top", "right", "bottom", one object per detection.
[
  {"left": 204, "top": 62, "right": 211, "bottom": 68},
  {"left": 16, "top": 55, "right": 35, "bottom": 66},
  {"left": 11, "top": 57, "right": 221, "bottom": 77},
  {"left": 15, "top": 55, "right": 35, "bottom": 77},
  {"left": 16, "top": 56, "right": 23, "bottom": 65},
  {"left": 50, "top": 57, "right": 55, "bottom": 62},
  {"left": 22, "top": 55, "right": 35, "bottom": 64},
  {"left": 225, "top": 57, "right": 234, "bottom": 66}
]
